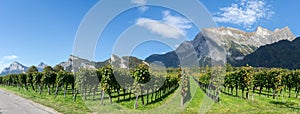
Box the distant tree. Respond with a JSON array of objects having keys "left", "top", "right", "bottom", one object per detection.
[
  {"left": 0, "top": 77, "right": 3, "bottom": 84},
  {"left": 17, "top": 73, "right": 27, "bottom": 89},
  {"left": 54, "top": 65, "right": 64, "bottom": 72},
  {"left": 253, "top": 69, "right": 267, "bottom": 96},
  {"left": 64, "top": 72, "right": 74, "bottom": 97},
  {"left": 55, "top": 71, "right": 67, "bottom": 96},
  {"left": 293, "top": 70, "right": 300, "bottom": 98},
  {"left": 281, "top": 70, "right": 292, "bottom": 98},
  {"left": 42, "top": 66, "right": 56, "bottom": 95},
  {"left": 27, "top": 66, "right": 38, "bottom": 91},
  {"left": 33, "top": 72, "right": 43, "bottom": 94},
  {"left": 268, "top": 68, "right": 284, "bottom": 99},
  {"left": 27, "top": 66, "right": 38, "bottom": 73}
]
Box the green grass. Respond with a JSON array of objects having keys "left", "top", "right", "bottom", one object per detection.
[
  {"left": 2, "top": 82, "right": 299, "bottom": 114},
  {"left": 0, "top": 85, "right": 91, "bottom": 114},
  {"left": 71, "top": 76, "right": 198, "bottom": 113},
  {"left": 83, "top": 85, "right": 186, "bottom": 113},
  {"left": 183, "top": 87, "right": 300, "bottom": 114}
]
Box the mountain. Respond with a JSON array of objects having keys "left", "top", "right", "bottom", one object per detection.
[
  {"left": 108, "top": 55, "right": 147, "bottom": 69},
  {"left": 145, "top": 26, "right": 295, "bottom": 67},
  {"left": 0, "top": 61, "right": 28, "bottom": 76},
  {"left": 58, "top": 55, "right": 96, "bottom": 72},
  {"left": 37, "top": 62, "right": 48, "bottom": 72},
  {"left": 0, "top": 62, "right": 49, "bottom": 76},
  {"left": 59, "top": 55, "right": 145, "bottom": 72},
  {"left": 236, "top": 37, "right": 300, "bottom": 69}
]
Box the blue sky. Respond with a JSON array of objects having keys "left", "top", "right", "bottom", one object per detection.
[{"left": 0, "top": 0, "right": 299, "bottom": 71}]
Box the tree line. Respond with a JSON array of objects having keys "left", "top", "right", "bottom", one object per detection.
[
  {"left": 74, "top": 64, "right": 180, "bottom": 109},
  {"left": 0, "top": 65, "right": 75, "bottom": 97},
  {"left": 0, "top": 64, "right": 181, "bottom": 109},
  {"left": 196, "top": 64, "right": 300, "bottom": 101}
]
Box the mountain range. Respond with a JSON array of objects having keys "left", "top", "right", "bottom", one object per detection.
[
  {"left": 146, "top": 26, "right": 295, "bottom": 67},
  {"left": 0, "top": 62, "right": 48, "bottom": 76},
  {"left": 1, "top": 26, "right": 298, "bottom": 76},
  {"left": 236, "top": 37, "right": 300, "bottom": 69},
  {"left": 58, "top": 55, "right": 146, "bottom": 72}
]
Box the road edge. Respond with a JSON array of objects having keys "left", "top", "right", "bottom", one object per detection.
[{"left": 0, "top": 88, "right": 61, "bottom": 114}]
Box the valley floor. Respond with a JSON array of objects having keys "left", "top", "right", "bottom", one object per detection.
[
  {"left": 184, "top": 87, "right": 300, "bottom": 114},
  {"left": 1, "top": 82, "right": 300, "bottom": 114}
]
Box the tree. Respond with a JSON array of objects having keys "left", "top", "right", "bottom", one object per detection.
[
  {"left": 293, "top": 70, "right": 300, "bottom": 98},
  {"left": 54, "top": 65, "right": 64, "bottom": 72},
  {"left": 75, "top": 68, "right": 89, "bottom": 100},
  {"left": 0, "top": 77, "right": 3, "bottom": 84},
  {"left": 17, "top": 73, "right": 27, "bottom": 90},
  {"left": 268, "top": 68, "right": 284, "bottom": 99},
  {"left": 235, "top": 65, "right": 254, "bottom": 99},
  {"left": 43, "top": 66, "right": 56, "bottom": 95},
  {"left": 253, "top": 69, "right": 267, "bottom": 96},
  {"left": 133, "top": 64, "right": 150, "bottom": 109},
  {"left": 55, "top": 71, "right": 67, "bottom": 96},
  {"left": 27, "top": 66, "right": 38, "bottom": 73},
  {"left": 33, "top": 72, "right": 43, "bottom": 94},
  {"left": 65, "top": 72, "right": 75, "bottom": 97},
  {"left": 232, "top": 70, "right": 240, "bottom": 96},
  {"left": 99, "top": 65, "right": 115, "bottom": 104},
  {"left": 27, "top": 66, "right": 38, "bottom": 91},
  {"left": 283, "top": 70, "right": 294, "bottom": 98}
]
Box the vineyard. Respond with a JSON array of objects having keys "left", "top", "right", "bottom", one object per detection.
[
  {"left": 0, "top": 63, "right": 300, "bottom": 113},
  {"left": 195, "top": 64, "right": 300, "bottom": 100},
  {"left": 0, "top": 64, "right": 182, "bottom": 111}
]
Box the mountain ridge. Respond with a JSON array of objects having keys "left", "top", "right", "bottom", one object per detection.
[
  {"left": 235, "top": 37, "right": 300, "bottom": 69},
  {"left": 0, "top": 62, "right": 48, "bottom": 76},
  {"left": 146, "top": 26, "right": 295, "bottom": 67}
]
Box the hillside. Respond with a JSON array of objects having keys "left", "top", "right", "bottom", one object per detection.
[
  {"left": 146, "top": 26, "right": 295, "bottom": 67},
  {"left": 236, "top": 37, "right": 300, "bottom": 69}
]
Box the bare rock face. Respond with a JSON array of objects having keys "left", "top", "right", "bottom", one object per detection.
[
  {"left": 146, "top": 26, "right": 295, "bottom": 67},
  {"left": 0, "top": 61, "right": 49, "bottom": 76},
  {"left": 59, "top": 55, "right": 145, "bottom": 72},
  {"left": 0, "top": 61, "right": 28, "bottom": 76}
]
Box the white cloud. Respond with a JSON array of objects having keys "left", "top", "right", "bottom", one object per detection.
[
  {"left": 131, "top": 0, "right": 147, "bottom": 5},
  {"left": 3, "top": 55, "right": 18, "bottom": 60},
  {"left": 213, "top": 0, "right": 274, "bottom": 30},
  {"left": 131, "top": 0, "right": 148, "bottom": 12},
  {"left": 135, "top": 10, "right": 192, "bottom": 39}
]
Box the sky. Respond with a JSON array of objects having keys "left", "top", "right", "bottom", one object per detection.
[{"left": 0, "top": 0, "right": 299, "bottom": 71}]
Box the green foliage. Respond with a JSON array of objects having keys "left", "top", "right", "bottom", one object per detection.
[
  {"left": 56, "top": 71, "right": 67, "bottom": 86},
  {"left": 0, "top": 77, "right": 3, "bottom": 84},
  {"left": 100, "top": 65, "right": 115, "bottom": 92},
  {"left": 237, "top": 38, "right": 300, "bottom": 69},
  {"left": 53, "top": 65, "right": 64, "bottom": 72},
  {"left": 27, "top": 66, "right": 38, "bottom": 73},
  {"left": 133, "top": 64, "right": 151, "bottom": 84}
]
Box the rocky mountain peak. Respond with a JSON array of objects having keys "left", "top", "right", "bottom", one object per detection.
[
  {"left": 255, "top": 26, "right": 272, "bottom": 36},
  {"left": 37, "top": 62, "right": 47, "bottom": 68},
  {"left": 0, "top": 61, "right": 28, "bottom": 76},
  {"left": 146, "top": 26, "right": 296, "bottom": 67},
  {"left": 37, "top": 62, "right": 48, "bottom": 72}
]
